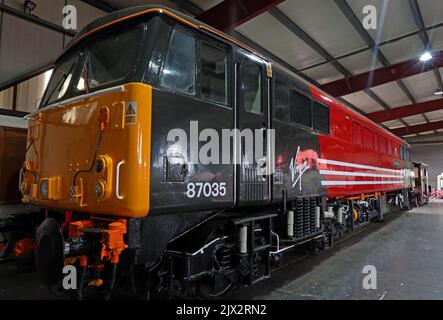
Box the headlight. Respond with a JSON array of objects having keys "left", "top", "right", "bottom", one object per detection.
[
  {"left": 94, "top": 181, "right": 106, "bottom": 200},
  {"left": 39, "top": 180, "right": 49, "bottom": 198},
  {"left": 96, "top": 157, "right": 105, "bottom": 174}
]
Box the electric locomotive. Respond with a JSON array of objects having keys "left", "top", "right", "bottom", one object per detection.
[{"left": 19, "top": 5, "right": 414, "bottom": 298}]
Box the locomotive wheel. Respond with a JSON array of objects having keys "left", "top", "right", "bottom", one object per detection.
[
  {"left": 196, "top": 229, "right": 234, "bottom": 299},
  {"left": 306, "top": 240, "right": 320, "bottom": 255},
  {"left": 34, "top": 218, "right": 64, "bottom": 286},
  {"left": 197, "top": 274, "right": 234, "bottom": 299}
]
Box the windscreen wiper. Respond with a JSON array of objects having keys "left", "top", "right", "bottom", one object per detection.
[{"left": 42, "top": 62, "right": 76, "bottom": 107}]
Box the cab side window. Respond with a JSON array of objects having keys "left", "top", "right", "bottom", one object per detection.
[
  {"left": 160, "top": 28, "right": 196, "bottom": 95},
  {"left": 291, "top": 89, "right": 312, "bottom": 128},
  {"left": 242, "top": 59, "right": 262, "bottom": 114},
  {"left": 400, "top": 146, "right": 410, "bottom": 161},
  {"left": 200, "top": 41, "right": 227, "bottom": 105},
  {"left": 313, "top": 100, "right": 330, "bottom": 134},
  {"left": 274, "top": 79, "right": 290, "bottom": 122}
]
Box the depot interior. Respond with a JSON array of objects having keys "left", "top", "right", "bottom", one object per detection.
[{"left": 1, "top": 0, "right": 443, "bottom": 300}]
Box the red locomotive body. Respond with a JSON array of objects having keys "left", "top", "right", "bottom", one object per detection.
[{"left": 310, "top": 87, "right": 412, "bottom": 198}]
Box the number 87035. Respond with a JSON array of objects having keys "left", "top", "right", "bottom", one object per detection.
[{"left": 186, "top": 182, "right": 227, "bottom": 199}]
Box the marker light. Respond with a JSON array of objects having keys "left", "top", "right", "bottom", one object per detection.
[
  {"left": 419, "top": 51, "right": 433, "bottom": 62},
  {"left": 39, "top": 180, "right": 49, "bottom": 198},
  {"left": 94, "top": 181, "right": 106, "bottom": 200},
  {"left": 96, "top": 157, "right": 105, "bottom": 173}
]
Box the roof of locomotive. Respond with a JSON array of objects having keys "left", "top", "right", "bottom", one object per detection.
[
  {"left": 66, "top": 5, "right": 268, "bottom": 61},
  {"left": 65, "top": 5, "right": 408, "bottom": 148}
]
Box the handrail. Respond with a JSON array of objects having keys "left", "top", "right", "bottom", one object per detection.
[{"left": 116, "top": 160, "right": 125, "bottom": 200}]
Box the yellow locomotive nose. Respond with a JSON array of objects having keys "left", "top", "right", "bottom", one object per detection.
[{"left": 23, "top": 83, "right": 153, "bottom": 219}]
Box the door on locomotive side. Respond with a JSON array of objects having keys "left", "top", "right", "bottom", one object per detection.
[
  {"left": 271, "top": 68, "right": 325, "bottom": 202},
  {"left": 235, "top": 51, "right": 271, "bottom": 206},
  {"left": 149, "top": 24, "right": 235, "bottom": 214}
]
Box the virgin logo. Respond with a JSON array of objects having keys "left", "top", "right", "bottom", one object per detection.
[{"left": 289, "top": 147, "right": 319, "bottom": 190}]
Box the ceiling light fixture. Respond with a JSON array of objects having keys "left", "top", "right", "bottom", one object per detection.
[
  {"left": 419, "top": 51, "right": 433, "bottom": 62},
  {"left": 435, "top": 88, "right": 443, "bottom": 95}
]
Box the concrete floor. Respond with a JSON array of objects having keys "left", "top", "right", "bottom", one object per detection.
[
  {"left": 1, "top": 201, "right": 443, "bottom": 300},
  {"left": 232, "top": 200, "right": 443, "bottom": 300}
]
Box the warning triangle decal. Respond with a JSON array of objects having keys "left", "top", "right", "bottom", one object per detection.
[{"left": 126, "top": 104, "right": 136, "bottom": 115}]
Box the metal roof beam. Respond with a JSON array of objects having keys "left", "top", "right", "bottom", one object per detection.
[
  {"left": 299, "top": 21, "right": 443, "bottom": 72},
  {"left": 364, "top": 89, "right": 390, "bottom": 111},
  {"left": 0, "top": 4, "right": 75, "bottom": 91},
  {"left": 0, "top": 3, "right": 76, "bottom": 37},
  {"left": 266, "top": 5, "right": 409, "bottom": 126},
  {"left": 391, "top": 120, "right": 443, "bottom": 136},
  {"left": 320, "top": 50, "right": 443, "bottom": 97},
  {"left": 333, "top": 0, "right": 415, "bottom": 97},
  {"left": 269, "top": 7, "right": 351, "bottom": 76},
  {"left": 409, "top": 140, "right": 443, "bottom": 145},
  {"left": 406, "top": 132, "right": 443, "bottom": 142},
  {"left": 333, "top": 0, "right": 386, "bottom": 63},
  {"left": 333, "top": 0, "right": 425, "bottom": 123},
  {"left": 408, "top": 0, "right": 430, "bottom": 48},
  {"left": 367, "top": 99, "right": 443, "bottom": 123},
  {"left": 196, "top": 0, "right": 285, "bottom": 32},
  {"left": 363, "top": 90, "right": 409, "bottom": 127},
  {"left": 268, "top": 6, "right": 399, "bottom": 122},
  {"left": 408, "top": 0, "right": 441, "bottom": 130},
  {"left": 408, "top": 0, "right": 443, "bottom": 90}
]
